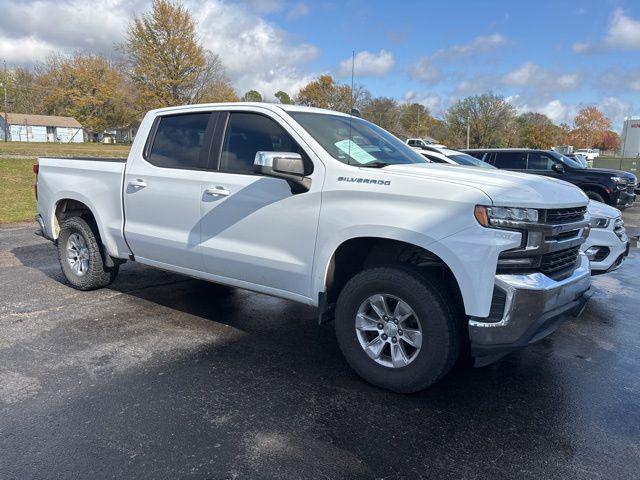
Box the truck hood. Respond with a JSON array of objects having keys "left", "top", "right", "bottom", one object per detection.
[
  {"left": 381, "top": 163, "right": 588, "bottom": 208},
  {"left": 581, "top": 167, "right": 637, "bottom": 181},
  {"left": 587, "top": 200, "right": 621, "bottom": 219}
]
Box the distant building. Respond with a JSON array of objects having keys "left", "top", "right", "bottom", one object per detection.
[
  {"left": 620, "top": 116, "right": 640, "bottom": 157},
  {"left": 98, "top": 127, "right": 137, "bottom": 144},
  {"left": 0, "top": 113, "right": 84, "bottom": 143}
]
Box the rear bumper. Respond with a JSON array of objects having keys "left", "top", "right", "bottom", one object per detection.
[
  {"left": 35, "top": 214, "right": 53, "bottom": 241},
  {"left": 469, "top": 253, "right": 591, "bottom": 365}
]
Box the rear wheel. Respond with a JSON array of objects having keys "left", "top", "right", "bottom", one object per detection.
[
  {"left": 57, "top": 216, "right": 119, "bottom": 290},
  {"left": 334, "top": 266, "right": 460, "bottom": 393}
]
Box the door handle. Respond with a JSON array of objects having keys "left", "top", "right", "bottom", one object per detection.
[
  {"left": 128, "top": 179, "right": 147, "bottom": 188},
  {"left": 204, "top": 186, "right": 230, "bottom": 197}
]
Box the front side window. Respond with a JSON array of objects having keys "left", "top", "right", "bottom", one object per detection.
[
  {"left": 526, "top": 152, "right": 555, "bottom": 170},
  {"left": 493, "top": 151, "right": 527, "bottom": 169},
  {"left": 290, "top": 112, "right": 428, "bottom": 166},
  {"left": 551, "top": 151, "right": 585, "bottom": 168},
  {"left": 147, "top": 113, "right": 211, "bottom": 169},
  {"left": 220, "top": 113, "right": 306, "bottom": 174}
]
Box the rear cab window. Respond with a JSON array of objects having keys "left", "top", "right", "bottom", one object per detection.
[
  {"left": 493, "top": 151, "right": 527, "bottom": 169},
  {"left": 146, "top": 113, "right": 212, "bottom": 169},
  {"left": 526, "top": 152, "right": 555, "bottom": 170}
]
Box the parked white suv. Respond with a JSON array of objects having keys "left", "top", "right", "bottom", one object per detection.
[
  {"left": 583, "top": 201, "right": 630, "bottom": 273},
  {"left": 35, "top": 103, "right": 592, "bottom": 392}
]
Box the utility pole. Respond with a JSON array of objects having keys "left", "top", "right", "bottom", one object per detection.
[
  {"left": 466, "top": 115, "right": 470, "bottom": 149},
  {"left": 1, "top": 60, "right": 7, "bottom": 142},
  {"left": 416, "top": 106, "right": 420, "bottom": 138}
]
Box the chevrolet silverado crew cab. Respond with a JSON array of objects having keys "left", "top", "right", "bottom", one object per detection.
[
  {"left": 35, "top": 103, "right": 592, "bottom": 393},
  {"left": 464, "top": 148, "right": 637, "bottom": 207}
]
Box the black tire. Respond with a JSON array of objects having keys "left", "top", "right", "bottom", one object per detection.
[
  {"left": 585, "top": 190, "right": 605, "bottom": 203},
  {"left": 57, "top": 216, "right": 119, "bottom": 290},
  {"left": 335, "top": 266, "right": 461, "bottom": 393}
]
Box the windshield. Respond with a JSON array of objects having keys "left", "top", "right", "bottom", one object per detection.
[
  {"left": 446, "top": 153, "right": 495, "bottom": 169},
  {"left": 550, "top": 150, "right": 585, "bottom": 168},
  {"left": 290, "top": 112, "right": 428, "bottom": 166}
]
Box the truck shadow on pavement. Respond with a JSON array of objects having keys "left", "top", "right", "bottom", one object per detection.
[{"left": 7, "top": 238, "right": 637, "bottom": 478}]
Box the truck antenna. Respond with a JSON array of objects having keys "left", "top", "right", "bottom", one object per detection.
[{"left": 348, "top": 50, "right": 355, "bottom": 164}]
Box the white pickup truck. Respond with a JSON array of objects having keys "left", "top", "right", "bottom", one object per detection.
[{"left": 36, "top": 103, "right": 593, "bottom": 392}]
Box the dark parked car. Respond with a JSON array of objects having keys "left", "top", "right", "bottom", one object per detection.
[{"left": 464, "top": 149, "right": 637, "bottom": 207}]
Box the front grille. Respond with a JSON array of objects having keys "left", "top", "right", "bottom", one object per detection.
[
  {"left": 539, "top": 246, "right": 581, "bottom": 274},
  {"left": 627, "top": 185, "right": 636, "bottom": 194},
  {"left": 544, "top": 206, "right": 587, "bottom": 224},
  {"left": 546, "top": 230, "right": 580, "bottom": 242}
]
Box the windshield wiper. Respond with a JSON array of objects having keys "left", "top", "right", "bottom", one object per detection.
[{"left": 360, "top": 161, "right": 391, "bottom": 168}]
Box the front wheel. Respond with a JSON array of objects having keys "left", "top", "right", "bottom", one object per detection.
[
  {"left": 334, "top": 266, "right": 461, "bottom": 393},
  {"left": 57, "top": 216, "right": 119, "bottom": 290},
  {"left": 585, "top": 190, "right": 605, "bottom": 203}
]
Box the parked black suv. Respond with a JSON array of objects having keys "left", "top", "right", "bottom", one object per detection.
[{"left": 464, "top": 149, "right": 637, "bottom": 207}]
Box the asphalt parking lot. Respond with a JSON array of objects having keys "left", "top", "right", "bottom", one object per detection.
[{"left": 1, "top": 206, "right": 639, "bottom": 480}]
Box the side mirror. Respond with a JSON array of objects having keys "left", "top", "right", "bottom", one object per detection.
[
  {"left": 552, "top": 163, "right": 565, "bottom": 173},
  {"left": 254, "top": 151, "right": 311, "bottom": 193}
]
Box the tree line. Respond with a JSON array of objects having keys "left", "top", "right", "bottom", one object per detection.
[{"left": 0, "top": 0, "right": 621, "bottom": 150}]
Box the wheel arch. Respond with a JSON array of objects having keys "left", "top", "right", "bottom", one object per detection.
[
  {"left": 580, "top": 184, "right": 611, "bottom": 203},
  {"left": 316, "top": 233, "right": 466, "bottom": 324},
  {"left": 51, "top": 194, "right": 120, "bottom": 266}
]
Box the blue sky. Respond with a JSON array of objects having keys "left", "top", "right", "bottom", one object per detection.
[{"left": 0, "top": 0, "right": 639, "bottom": 128}]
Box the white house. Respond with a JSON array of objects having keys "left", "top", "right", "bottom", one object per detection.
[{"left": 0, "top": 113, "right": 84, "bottom": 143}]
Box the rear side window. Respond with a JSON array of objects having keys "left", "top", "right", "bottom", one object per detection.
[
  {"left": 493, "top": 151, "right": 527, "bottom": 169},
  {"left": 527, "top": 152, "right": 555, "bottom": 170},
  {"left": 220, "top": 113, "right": 306, "bottom": 174},
  {"left": 147, "top": 113, "right": 211, "bottom": 169}
]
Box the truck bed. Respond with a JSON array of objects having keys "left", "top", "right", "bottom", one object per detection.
[{"left": 37, "top": 156, "right": 130, "bottom": 259}]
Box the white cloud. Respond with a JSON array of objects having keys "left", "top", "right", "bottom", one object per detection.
[
  {"left": 503, "top": 62, "right": 580, "bottom": 92},
  {"left": 0, "top": 35, "right": 56, "bottom": 64},
  {"left": 407, "top": 58, "right": 441, "bottom": 85},
  {"left": 0, "top": 0, "right": 130, "bottom": 55},
  {"left": 403, "top": 91, "right": 441, "bottom": 114},
  {"left": 287, "top": 2, "right": 309, "bottom": 20},
  {"left": 599, "top": 96, "right": 632, "bottom": 128},
  {"left": 605, "top": 9, "right": 640, "bottom": 49},
  {"left": 432, "top": 33, "right": 507, "bottom": 59},
  {"left": 508, "top": 95, "right": 578, "bottom": 124},
  {"left": 575, "top": 9, "right": 640, "bottom": 54},
  {"left": 572, "top": 42, "right": 591, "bottom": 53},
  {"left": 242, "top": 0, "right": 282, "bottom": 13},
  {"left": 508, "top": 95, "right": 632, "bottom": 129},
  {"left": 337, "top": 50, "right": 395, "bottom": 77},
  {"left": 189, "top": 1, "right": 320, "bottom": 95},
  {"left": 0, "top": 0, "right": 320, "bottom": 98}
]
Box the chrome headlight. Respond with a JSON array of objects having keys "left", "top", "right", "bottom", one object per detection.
[
  {"left": 474, "top": 205, "right": 539, "bottom": 227},
  {"left": 589, "top": 217, "right": 610, "bottom": 229}
]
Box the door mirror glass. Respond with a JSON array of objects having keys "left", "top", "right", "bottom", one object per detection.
[
  {"left": 254, "top": 151, "right": 311, "bottom": 192},
  {"left": 552, "top": 162, "right": 565, "bottom": 173}
]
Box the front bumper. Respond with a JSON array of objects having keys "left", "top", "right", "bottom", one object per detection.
[
  {"left": 616, "top": 189, "right": 636, "bottom": 207},
  {"left": 469, "top": 253, "right": 591, "bottom": 365}
]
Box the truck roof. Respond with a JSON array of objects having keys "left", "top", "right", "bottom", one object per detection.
[{"left": 147, "top": 102, "right": 352, "bottom": 118}]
